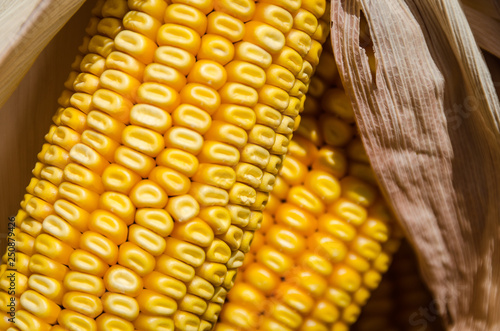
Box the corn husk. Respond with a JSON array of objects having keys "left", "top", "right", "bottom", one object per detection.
[{"left": 331, "top": 0, "right": 500, "bottom": 329}]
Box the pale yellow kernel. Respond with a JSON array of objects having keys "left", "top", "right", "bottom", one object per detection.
[
  {"left": 198, "top": 141, "right": 240, "bottom": 166},
  {"left": 87, "top": 110, "right": 125, "bottom": 142},
  {"left": 164, "top": 126, "right": 204, "bottom": 155},
  {"left": 68, "top": 249, "right": 108, "bottom": 278},
  {"left": 156, "top": 254, "right": 195, "bottom": 283},
  {"left": 180, "top": 83, "right": 221, "bottom": 114},
  {"left": 63, "top": 271, "right": 105, "bottom": 297},
  {"left": 204, "top": 238, "right": 231, "bottom": 263},
  {"left": 166, "top": 194, "right": 200, "bottom": 222},
  {"left": 130, "top": 180, "right": 168, "bottom": 208},
  {"left": 155, "top": 46, "right": 196, "bottom": 76},
  {"left": 106, "top": 51, "right": 145, "bottom": 80},
  {"left": 192, "top": 163, "right": 236, "bottom": 190},
  {"left": 101, "top": 292, "right": 139, "bottom": 321},
  {"left": 123, "top": 10, "right": 161, "bottom": 41},
  {"left": 204, "top": 120, "right": 248, "bottom": 148},
  {"left": 137, "top": 82, "right": 181, "bottom": 112},
  {"left": 164, "top": 4, "right": 207, "bottom": 35},
  {"left": 129, "top": 0, "right": 168, "bottom": 21},
  {"left": 144, "top": 271, "right": 187, "bottom": 300},
  {"left": 100, "top": 70, "right": 141, "bottom": 101},
  {"left": 135, "top": 208, "right": 174, "bottom": 237},
  {"left": 198, "top": 34, "right": 235, "bottom": 65},
  {"left": 96, "top": 313, "right": 134, "bottom": 331},
  {"left": 115, "top": 30, "right": 157, "bottom": 64},
  {"left": 98, "top": 191, "right": 135, "bottom": 225},
  {"left": 198, "top": 207, "right": 231, "bottom": 235},
  {"left": 79, "top": 231, "right": 118, "bottom": 265},
  {"left": 42, "top": 215, "right": 80, "bottom": 248},
  {"left": 156, "top": 148, "right": 199, "bottom": 177},
  {"left": 187, "top": 59, "right": 227, "bottom": 90},
  {"left": 102, "top": 163, "right": 141, "bottom": 194},
  {"left": 164, "top": 237, "right": 206, "bottom": 267},
  {"left": 207, "top": 12, "right": 244, "bottom": 43},
  {"left": 256, "top": 245, "right": 292, "bottom": 275},
  {"left": 234, "top": 41, "right": 272, "bottom": 69},
  {"left": 157, "top": 23, "right": 201, "bottom": 55},
  {"left": 171, "top": 104, "right": 212, "bottom": 134},
  {"left": 62, "top": 292, "right": 103, "bottom": 319},
  {"left": 119, "top": 242, "right": 156, "bottom": 276}
]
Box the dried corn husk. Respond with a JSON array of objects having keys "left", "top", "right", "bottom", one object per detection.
[{"left": 331, "top": 0, "right": 500, "bottom": 329}]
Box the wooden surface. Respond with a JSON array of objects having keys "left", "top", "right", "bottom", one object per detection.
[
  {"left": 0, "top": 1, "right": 94, "bottom": 248},
  {"left": 0, "top": 0, "right": 86, "bottom": 109}
]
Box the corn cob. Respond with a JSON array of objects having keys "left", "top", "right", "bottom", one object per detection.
[
  {"left": 1, "top": 0, "right": 330, "bottom": 330},
  {"left": 216, "top": 48, "right": 404, "bottom": 331},
  {"left": 352, "top": 242, "right": 444, "bottom": 331}
]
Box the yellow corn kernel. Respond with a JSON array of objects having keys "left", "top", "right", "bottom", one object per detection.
[
  {"left": 64, "top": 163, "right": 104, "bottom": 194},
  {"left": 63, "top": 271, "right": 105, "bottom": 297},
  {"left": 123, "top": 11, "right": 161, "bottom": 41},
  {"left": 157, "top": 24, "right": 201, "bottom": 55},
  {"left": 88, "top": 209, "right": 128, "bottom": 245},
  {"left": 129, "top": 224, "right": 166, "bottom": 256},
  {"left": 134, "top": 313, "right": 174, "bottom": 331},
  {"left": 68, "top": 249, "right": 108, "bottom": 278},
  {"left": 101, "top": 163, "right": 141, "bottom": 194},
  {"left": 101, "top": 292, "right": 139, "bottom": 321},
  {"left": 340, "top": 176, "right": 378, "bottom": 207},
  {"left": 256, "top": 245, "right": 292, "bottom": 275},
  {"left": 198, "top": 207, "right": 231, "bottom": 235},
  {"left": 149, "top": 166, "right": 190, "bottom": 196},
  {"left": 174, "top": 310, "right": 201, "bottom": 330},
  {"left": 69, "top": 143, "right": 109, "bottom": 175},
  {"left": 180, "top": 83, "right": 221, "bottom": 114},
  {"left": 164, "top": 4, "right": 207, "bottom": 35},
  {"left": 198, "top": 36, "right": 234, "bottom": 67},
  {"left": 137, "top": 82, "right": 181, "bottom": 112},
  {"left": 155, "top": 254, "right": 195, "bottom": 283},
  {"left": 118, "top": 242, "right": 156, "bottom": 277},
  {"left": 144, "top": 271, "right": 187, "bottom": 300},
  {"left": 20, "top": 290, "right": 60, "bottom": 324},
  {"left": 187, "top": 61, "right": 227, "bottom": 91},
  {"left": 106, "top": 51, "right": 145, "bottom": 80},
  {"left": 114, "top": 145, "right": 156, "bottom": 178},
  {"left": 129, "top": 0, "right": 168, "bottom": 20},
  {"left": 318, "top": 214, "right": 356, "bottom": 242},
  {"left": 16, "top": 310, "right": 51, "bottom": 331},
  {"left": 329, "top": 198, "right": 368, "bottom": 226},
  {"left": 98, "top": 191, "right": 135, "bottom": 225},
  {"left": 166, "top": 194, "right": 201, "bottom": 223},
  {"left": 79, "top": 231, "right": 118, "bottom": 265},
  {"left": 103, "top": 265, "right": 143, "bottom": 297},
  {"left": 60, "top": 108, "right": 87, "bottom": 134},
  {"left": 42, "top": 215, "right": 80, "bottom": 248},
  {"left": 86, "top": 110, "right": 125, "bottom": 143},
  {"left": 92, "top": 88, "right": 133, "bottom": 124},
  {"left": 137, "top": 289, "right": 177, "bottom": 316},
  {"left": 165, "top": 126, "right": 204, "bottom": 155},
  {"left": 156, "top": 148, "right": 199, "bottom": 177},
  {"left": 58, "top": 181, "right": 100, "bottom": 212},
  {"left": 130, "top": 180, "right": 168, "bottom": 208},
  {"left": 189, "top": 182, "right": 229, "bottom": 207},
  {"left": 207, "top": 12, "right": 244, "bottom": 43},
  {"left": 164, "top": 237, "right": 206, "bottom": 267},
  {"left": 96, "top": 313, "right": 134, "bottom": 331},
  {"left": 115, "top": 30, "right": 157, "bottom": 64},
  {"left": 135, "top": 208, "right": 174, "bottom": 238}
]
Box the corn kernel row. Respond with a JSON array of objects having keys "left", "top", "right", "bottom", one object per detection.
[
  {"left": 0, "top": 2, "right": 122, "bottom": 330},
  {"left": 352, "top": 242, "right": 444, "bottom": 331},
  {"left": 216, "top": 43, "right": 404, "bottom": 331},
  {"left": 0, "top": 0, "right": 333, "bottom": 330}
]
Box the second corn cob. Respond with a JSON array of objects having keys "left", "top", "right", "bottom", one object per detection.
[
  {"left": 216, "top": 46, "right": 404, "bottom": 331},
  {"left": 0, "top": 0, "right": 331, "bottom": 330}
]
